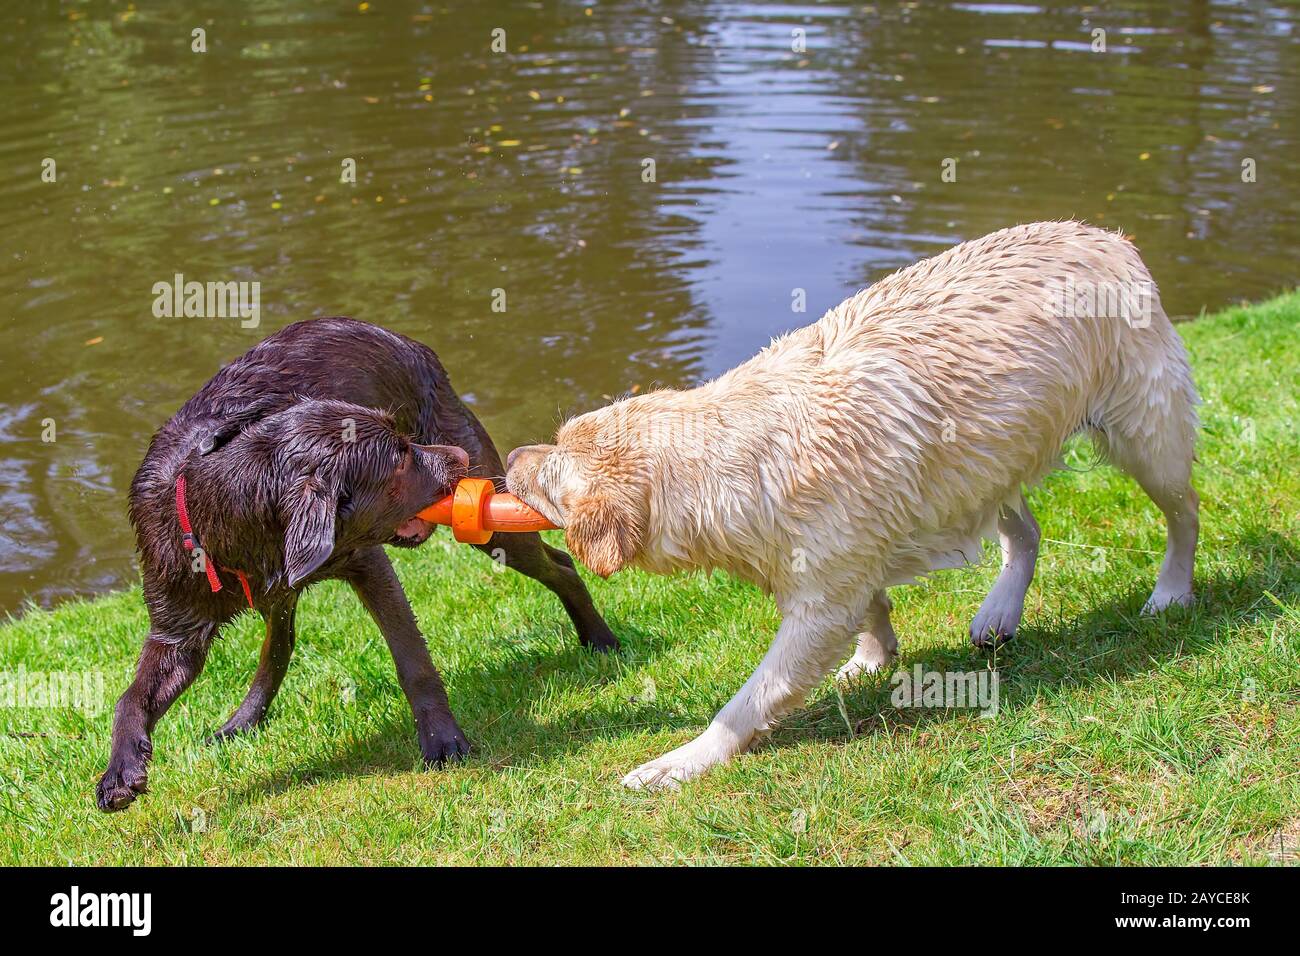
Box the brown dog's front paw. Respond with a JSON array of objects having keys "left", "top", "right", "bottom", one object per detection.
[
  {"left": 96, "top": 761, "right": 149, "bottom": 812},
  {"left": 580, "top": 621, "right": 620, "bottom": 654},
  {"left": 420, "top": 721, "right": 472, "bottom": 768}
]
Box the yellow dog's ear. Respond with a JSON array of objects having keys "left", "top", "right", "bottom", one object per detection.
[{"left": 564, "top": 488, "right": 644, "bottom": 578}]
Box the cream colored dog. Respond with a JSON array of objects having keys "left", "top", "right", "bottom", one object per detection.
[{"left": 506, "top": 221, "right": 1200, "bottom": 790}]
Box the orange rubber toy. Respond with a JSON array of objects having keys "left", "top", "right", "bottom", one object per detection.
[{"left": 416, "top": 477, "right": 556, "bottom": 545}]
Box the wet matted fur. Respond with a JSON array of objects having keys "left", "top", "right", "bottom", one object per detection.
[
  {"left": 98, "top": 317, "right": 617, "bottom": 811},
  {"left": 507, "top": 221, "right": 1199, "bottom": 790}
]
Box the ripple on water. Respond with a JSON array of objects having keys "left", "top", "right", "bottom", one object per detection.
[{"left": 0, "top": 0, "right": 1295, "bottom": 610}]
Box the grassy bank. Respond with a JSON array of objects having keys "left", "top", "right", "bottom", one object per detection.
[{"left": 2, "top": 294, "right": 1297, "bottom": 865}]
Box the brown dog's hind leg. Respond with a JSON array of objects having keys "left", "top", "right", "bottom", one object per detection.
[
  {"left": 208, "top": 597, "right": 298, "bottom": 743},
  {"left": 97, "top": 630, "right": 213, "bottom": 812},
  {"left": 345, "top": 547, "right": 471, "bottom": 767},
  {"left": 459, "top": 428, "right": 617, "bottom": 651},
  {"left": 476, "top": 532, "right": 620, "bottom": 652}
]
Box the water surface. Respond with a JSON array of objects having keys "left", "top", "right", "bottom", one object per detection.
[{"left": 1, "top": 1, "right": 1296, "bottom": 612}]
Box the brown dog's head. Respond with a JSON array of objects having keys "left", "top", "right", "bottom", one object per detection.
[
  {"left": 214, "top": 399, "right": 468, "bottom": 588},
  {"left": 505, "top": 406, "right": 650, "bottom": 578}
]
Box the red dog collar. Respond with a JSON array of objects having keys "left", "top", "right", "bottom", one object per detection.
[{"left": 175, "top": 474, "right": 254, "bottom": 609}]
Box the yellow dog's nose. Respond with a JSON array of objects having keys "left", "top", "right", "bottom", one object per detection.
[{"left": 506, "top": 444, "right": 546, "bottom": 472}]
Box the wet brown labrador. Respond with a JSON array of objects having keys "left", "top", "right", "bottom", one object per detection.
[{"left": 97, "top": 317, "right": 617, "bottom": 811}]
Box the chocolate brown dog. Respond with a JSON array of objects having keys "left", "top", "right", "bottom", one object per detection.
[{"left": 97, "top": 317, "right": 617, "bottom": 811}]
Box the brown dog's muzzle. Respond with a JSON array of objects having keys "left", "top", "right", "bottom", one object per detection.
[{"left": 416, "top": 443, "right": 470, "bottom": 470}]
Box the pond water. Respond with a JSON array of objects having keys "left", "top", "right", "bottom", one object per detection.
[{"left": 1, "top": 1, "right": 1296, "bottom": 613}]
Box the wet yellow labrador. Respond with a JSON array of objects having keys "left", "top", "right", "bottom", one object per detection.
[{"left": 507, "top": 221, "right": 1200, "bottom": 790}]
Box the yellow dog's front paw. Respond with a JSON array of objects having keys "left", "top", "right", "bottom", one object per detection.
[{"left": 621, "top": 736, "right": 734, "bottom": 791}]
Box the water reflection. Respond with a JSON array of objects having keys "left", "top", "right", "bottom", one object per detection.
[{"left": 0, "top": 1, "right": 1295, "bottom": 611}]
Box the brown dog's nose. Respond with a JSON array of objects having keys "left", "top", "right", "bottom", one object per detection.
[{"left": 416, "top": 443, "right": 470, "bottom": 470}]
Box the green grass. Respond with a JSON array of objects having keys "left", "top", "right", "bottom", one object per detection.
[{"left": 2, "top": 294, "right": 1298, "bottom": 866}]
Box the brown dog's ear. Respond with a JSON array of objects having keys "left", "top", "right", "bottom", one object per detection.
[
  {"left": 564, "top": 490, "right": 644, "bottom": 578},
  {"left": 283, "top": 476, "right": 338, "bottom": 588},
  {"left": 197, "top": 393, "right": 295, "bottom": 456}
]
